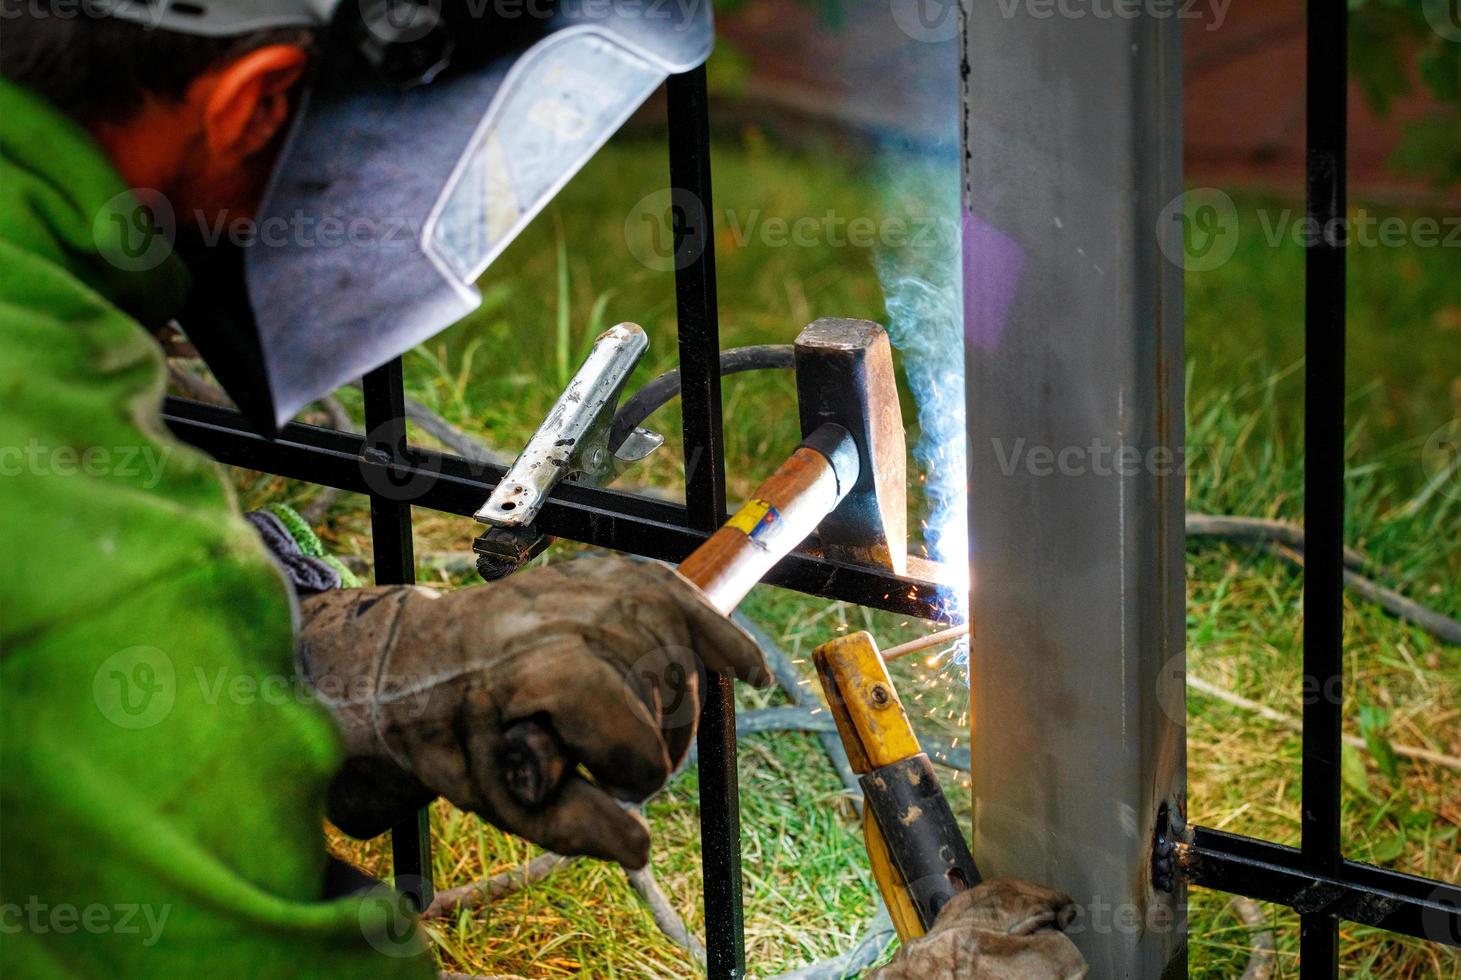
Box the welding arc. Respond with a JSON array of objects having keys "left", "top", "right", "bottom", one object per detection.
[{"left": 607, "top": 344, "right": 794, "bottom": 451}]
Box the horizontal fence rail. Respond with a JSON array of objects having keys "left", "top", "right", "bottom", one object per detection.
[
  {"left": 1181, "top": 827, "right": 1461, "bottom": 947},
  {"left": 163, "top": 396, "right": 957, "bottom": 624}
]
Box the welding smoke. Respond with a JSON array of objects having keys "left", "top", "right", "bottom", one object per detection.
[
  {"left": 838, "top": 5, "right": 968, "bottom": 628},
  {"left": 874, "top": 160, "right": 966, "bottom": 627}
]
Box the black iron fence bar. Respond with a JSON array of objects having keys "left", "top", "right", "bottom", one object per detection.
[
  {"left": 1182, "top": 827, "right": 1461, "bottom": 947},
  {"left": 361, "top": 360, "right": 434, "bottom": 911},
  {"left": 1302, "top": 0, "right": 1347, "bottom": 975},
  {"left": 164, "top": 397, "right": 954, "bottom": 620},
  {"left": 666, "top": 65, "right": 746, "bottom": 978}
]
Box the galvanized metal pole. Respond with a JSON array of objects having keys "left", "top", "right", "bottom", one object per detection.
[{"left": 962, "top": 8, "right": 1186, "bottom": 978}]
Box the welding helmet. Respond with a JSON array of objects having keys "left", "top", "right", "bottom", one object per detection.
[{"left": 103, "top": 0, "right": 711, "bottom": 432}]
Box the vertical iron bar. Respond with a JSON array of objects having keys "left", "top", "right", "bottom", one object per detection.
[
  {"left": 666, "top": 66, "right": 743, "bottom": 978},
  {"left": 362, "top": 358, "right": 434, "bottom": 912},
  {"left": 1302, "top": 1, "right": 1346, "bottom": 976}
]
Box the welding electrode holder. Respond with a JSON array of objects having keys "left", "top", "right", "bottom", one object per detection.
[{"left": 472, "top": 341, "right": 798, "bottom": 581}]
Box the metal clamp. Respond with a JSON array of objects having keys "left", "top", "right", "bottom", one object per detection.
[
  {"left": 472, "top": 323, "right": 662, "bottom": 578},
  {"left": 475, "top": 322, "right": 661, "bottom": 527}
]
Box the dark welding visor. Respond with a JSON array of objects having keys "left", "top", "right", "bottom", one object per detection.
[{"left": 110, "top": 0, "right": 712, "bottom": 432}]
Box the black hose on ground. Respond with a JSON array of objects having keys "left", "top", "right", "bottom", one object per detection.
[
  {"left": 733, "top": 612, "right": 862, "bottom": 801},
  {"left": 1186, "top": 513, "right": 1461, "bottom": 646}
]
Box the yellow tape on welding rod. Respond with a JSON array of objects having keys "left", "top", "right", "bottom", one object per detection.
[{"left": 726, "top": 498, "right": 775, "bottom": 537}]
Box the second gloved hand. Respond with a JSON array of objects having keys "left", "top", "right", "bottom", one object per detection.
[
  {"left": 868, "top": 879, "right": 1089, "bottom": 979},
  {"left": 297, "top": 557, "right": 770, "bottom": 869}
]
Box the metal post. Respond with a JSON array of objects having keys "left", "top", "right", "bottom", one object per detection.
[
  {"left": 666, "top": 66, "right": 744, "bottom": 977},
  {"left": 962, "top": 8, "right": 1186, "bottom": 977},
  {"left": 1301, "top": 1, "right": 1347, "bottom": 975},
  {"left": 362, "top": 358, "right": 433, "bottom": 912}
]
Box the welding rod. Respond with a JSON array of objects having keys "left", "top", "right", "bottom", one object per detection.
[{"left": 880, "top": 623, "right": 971, "bottom": 662}]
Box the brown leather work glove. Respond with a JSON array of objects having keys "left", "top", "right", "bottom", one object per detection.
[
  {"left": 868, "top": 879, "right": 1089, "bottom": 979},
  {"left": 296, "top": 557, "right": 770, "bottom": 869}
]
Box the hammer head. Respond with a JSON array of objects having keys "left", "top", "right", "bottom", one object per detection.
[{"left": 795, "top": 318, "right": 908, "bottom": 574}]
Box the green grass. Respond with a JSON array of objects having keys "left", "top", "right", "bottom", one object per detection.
[{"left": 233, "top": 128, "right": 1461, "bottom": 977}]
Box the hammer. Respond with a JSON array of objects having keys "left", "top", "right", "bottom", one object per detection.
[{"left": 500, "top": 317, "right": 908, "bottom": 807}]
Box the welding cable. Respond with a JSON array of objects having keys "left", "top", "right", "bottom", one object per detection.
[
  {"left": 733, "top": 611, "right": 862, "bottom": 798},
  {"left": 1230, "top": 897, "right": 1277, "bottom": 980},
  {"left": 1186, "top": 513, "right": 1377, "bottom": 575},
  {"left": 1186, "top": 513, "right": 1461, "bottom": 646},
  {"left": 608, "top": 345, "right": 796, "bottom": 451},
  {"left": 767, "top": 909, "right": 898, "bottom": 980},
  {"left": 420, "top": 852, "right": 573, "bottom": 920},
  {"left": 732, "top": 706, "right": 970, "bottom": 773}
]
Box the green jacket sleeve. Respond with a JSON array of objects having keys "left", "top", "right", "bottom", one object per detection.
[{"left": 0, "top": 81, "right": 434, "bottom": 979}]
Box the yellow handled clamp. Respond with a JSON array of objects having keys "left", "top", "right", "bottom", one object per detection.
[{"left": 813, "top": 631, "right": 980, "bottom": 941}]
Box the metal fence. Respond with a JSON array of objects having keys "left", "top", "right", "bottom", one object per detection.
[
  {"left": 160, "top": 6, "right": 1461, "bottom": 975},
  {"left": 1159, "top": 4, "right": 1461, "bottom": 977}
]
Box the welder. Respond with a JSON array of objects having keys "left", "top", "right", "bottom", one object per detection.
[{"left": 0, "top": 3, "right": 1084, "bottom": 977}]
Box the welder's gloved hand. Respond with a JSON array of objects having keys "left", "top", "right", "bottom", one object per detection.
[
  {"left": 868, "top": 879, "right": 1089, "bottom": 979},
  {"left": 296, "top": 557, "right": 770, "bottom": 869}
]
